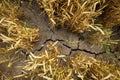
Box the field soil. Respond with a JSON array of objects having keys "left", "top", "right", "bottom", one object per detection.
[{"left": 0, "top": 1, "right": 120, "bottom": 79}]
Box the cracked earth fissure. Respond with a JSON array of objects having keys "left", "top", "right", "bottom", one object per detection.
[
  {"left": 21, "top": 2, "right": 105, "bottom": 58},
  {"left": 34, "top": 38, "right": 105, "bottom": 57}
]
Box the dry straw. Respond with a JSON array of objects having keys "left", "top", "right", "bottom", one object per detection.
[
  {"left": 0, "top": 0, "right": 39, "bottom": 65},
  {"left": 22, "top": 42, "right": 120, "bottom": 80},
  {"left": 37, "top": 0, "right": 107, "bottom": 33},
  {"left": 0, "top": 0, "right": 120, "bottom": 80}
]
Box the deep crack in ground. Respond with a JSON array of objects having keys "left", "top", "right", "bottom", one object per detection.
[
  {"left": 21, "top": 1, "right": 119, "bottom": 61},
  {"left": 21, "top": 1, "right": 105, "bottom": 58},
  {"left": 34, "top": 38, "right": 105, "bottom": 58}
]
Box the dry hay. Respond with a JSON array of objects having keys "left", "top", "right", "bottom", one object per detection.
[
  {"left": 37, "top": 0, "right": 107, "bottom": 33},
  {"left": 99, "top": 0, "right": 120, "bottom": 28},
  {"left": 0, "top": 0, "right": 39, "bottom": 79},
  {"left": 37, "top": 0, "right": 120, "bottom": 45},
  {"left": 37, "top": 0, "right": 120, "bottom": 31},
  {"left": 0, "top": 0, "right": 39, "bottom": 64},
  {"left": 15, "top": 42, "right": 120, "bottom": 80},
  {"left": 0, "top": 0, "right": 120, "bottom": 80},
  {"left": 0, "top": 18, "right": 39, "bottom": 50}
]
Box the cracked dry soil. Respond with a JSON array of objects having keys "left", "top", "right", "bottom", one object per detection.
[
  {"left": 22, "top": 2, "right": 104, "bottom": 57},
  {"left": 22, "top": 3, "right": 119, "bottom": 62},
  {"left": 1, "top": 1, "right": 120, "bottom": 79},
  {"left": 22, "top": 2, "right": 120, "bottom": 62}
]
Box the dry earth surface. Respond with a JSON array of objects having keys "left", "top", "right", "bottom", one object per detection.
[{"left": 0, "top": 1, "right": 120, "bottom": 79}]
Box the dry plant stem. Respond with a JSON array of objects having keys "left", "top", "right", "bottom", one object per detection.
[
  {"left": 37, "top": 0, "right": 106, "bottom": 33},
  {"left": 23, "top": 42, "right": 120, "bottom": 80}
]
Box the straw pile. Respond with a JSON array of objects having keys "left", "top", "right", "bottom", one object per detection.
[
  {"left": 37, "top": 0, "right": 120, "bottom": 45},
  {"left": 99, "top": 0, "right": 120, "bottom": 28},
  {"left": 0, "top": 0, "right": 120, "bottom": 80},
  {"left": 21, "top": 42, "right": 120, "bottom": 80},
  {"left": 0, "top": 0, "right": 39, "bottom": 64},
  {"left": 37, "top": 0, "right": 107, "bottom": 33}
]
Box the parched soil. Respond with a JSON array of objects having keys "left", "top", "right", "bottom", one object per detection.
[
  {"left": 22, "top": 2, "right": 119, "bottom": 59},
  {"left": 0, "top": 1, "right": 120, "bottom": 79},
  {"left": 21, "top": 2, "right": 120, "bottom": 65}
]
